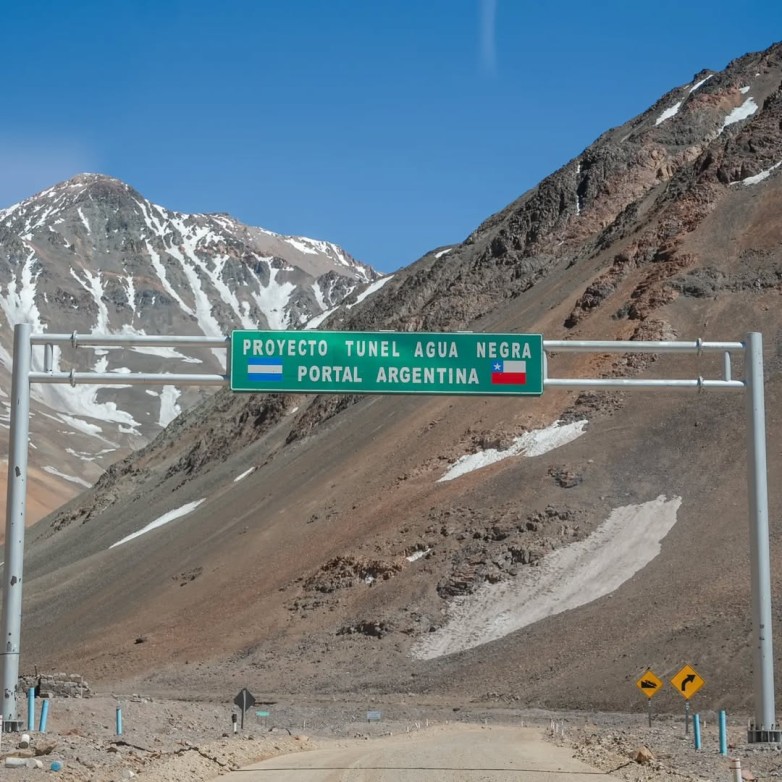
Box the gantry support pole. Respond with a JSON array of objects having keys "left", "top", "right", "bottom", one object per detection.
[
  {"left": 1, "top": 324, "right": 31, "bottom": 730},
  {"left": 744, "top": 332, "right": 778, "bottom": 741}
]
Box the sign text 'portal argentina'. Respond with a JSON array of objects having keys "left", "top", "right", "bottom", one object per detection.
[{"left": 230, "top": 331, "right": 543, "bottom": 395}]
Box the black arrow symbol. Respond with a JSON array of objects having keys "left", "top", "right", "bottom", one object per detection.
[
  {"left": 681, "top": 673, "right": 696, "bottom": 692},
  {"left": 640, "top": 679, "right": 658, "bottom": 689}
]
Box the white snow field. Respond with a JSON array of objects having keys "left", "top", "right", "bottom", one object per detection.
[{"left": 413, "top": 495, "right": 682, "bottom": 659}]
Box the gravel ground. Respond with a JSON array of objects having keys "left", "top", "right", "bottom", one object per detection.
[
  {"left": 0, "top": 694, "right": 779, "bottom": 781},
  {"left": 553, "top": 711, "right": 781, "bottom": 782}
]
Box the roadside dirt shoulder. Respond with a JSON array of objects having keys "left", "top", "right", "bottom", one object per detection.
[{"left": 0, "top": 696, "right": 778, "bottom": 781}]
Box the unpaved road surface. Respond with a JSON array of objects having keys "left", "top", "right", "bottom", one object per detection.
[{"left": 219, "top": 724, "right": 614, "bottom": 781}]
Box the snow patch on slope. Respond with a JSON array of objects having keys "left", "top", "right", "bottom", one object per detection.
[
  {"left": 721, "top": 97, "right": 758, "bottom": 132},
  {"left": 234, "top": 467, "right": 255, "bottom": 483},
  {"left": 286, "top": 237, "right": 318, "bottom": 255},
  {"left": 158, "top": 386, "right": 181, "bottom": 427},
  {"left": 438, "top": 420, "right": 587, "bottom": 482},
  {"left": 306, "top": 276, "right": 393, "bottom": 329},
  {"left": 42, "top": 466, "right": 92, "bottom": 488},
  {"left": 58, "top": 414, "right": 108, "bottom": 439},
  {"left": 740, "top": 161, "right": 782, "bottom": 186},
  {"left": 0, "top": 251, "right": 45, "bottom": 335},
  {"left": 248, "top": 266, "right": 296, "bottom": 330},
  {"left": 655, "top": 101, "right": 682, "bottom": 126},
  {"left": 655, "top": 73, "right": 714, "bottom": 127},
  {"left": 412, "top": 495, "right": 682, "bottom": 659},
  {"left": 689, "top": 74, "right": 713, "bottom": 93},
  {"left": 109, "top": 499, "right": 206, "bottom": 549},
  {"left": 346, "top": 275, "right": 393, "bottom": 309},
  {"left": 0, "top": 253, "right": 138, "bottom": 433},
  {"left": 306, "top": 304, "right": 338, "bottom": 330},
  {"left": 0, "top": 201, "right": 22, "bottom": 222},
  {"left": 70, "top": 266, "right": 110, "bottom": 332},
  {"left": 654, "top": 73, "right": 719, "bottom": 127}
]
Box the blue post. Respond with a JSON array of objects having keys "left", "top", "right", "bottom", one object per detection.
[
  {"left": 719, "top": 710, "right": 728, "bottom": 755},
  {"left": 38, "top": 699, "right": 49, "bottom": 733},
  {"left": 26, "top": 688, "right": 35, "bottom": 731},
  {"left": 693, "top": 713, "right": 702, "bottom": 750},
  {"left": 116, "top": 706, "right": 123, "bottom": 736}
]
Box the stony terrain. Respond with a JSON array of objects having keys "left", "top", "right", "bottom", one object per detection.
[{"left": 0, "top": 693, "right": 777, "bottom": 782}]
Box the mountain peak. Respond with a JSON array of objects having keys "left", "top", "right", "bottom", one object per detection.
[
  {"left": 35, "top": 172, "right": 134, "bottom": 202},
  {"left": 0, "top": 172, "right": 381, "bottom": 498},
  {"left": 64, "top": 172, "right": 124, "bottom": 187}
]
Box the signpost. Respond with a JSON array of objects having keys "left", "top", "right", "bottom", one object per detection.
[
  {"left": 671, "top": 664, "right": 705, "bottom": 734},
  {"left": 230, "top": 331, "right": 544, "bottom": 396},
  {"left": 636, "top": 669, "right": 663, "bottom": 727},
  {"left": 233, "top": 688, "right": 256, "bottom": 730}
]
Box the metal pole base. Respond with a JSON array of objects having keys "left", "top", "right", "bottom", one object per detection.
[
  {"left": 747, "top": 724, "right": 782, "bottom": 743},
  {"left": 3, "top": 719, "right": 23, "bottom": 732}
]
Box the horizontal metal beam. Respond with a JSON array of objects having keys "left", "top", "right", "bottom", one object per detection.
[
  {"left": 29, "top": 372, "right": 228, "bottom": 386},
  {"left": 32, "top": 334, "right": 745, "bottom": 354},
  {"left": 545, "top": 378, "right": 744, "bottom": 390},
  {"left": 544, "top": 339, "right": 744, "bottom": 354},
  {"left": 30, "top": 333, "right": 229, "bottom": 348},
  {"left": 28, "top": 372, "right": 743, "bottom": 391}
]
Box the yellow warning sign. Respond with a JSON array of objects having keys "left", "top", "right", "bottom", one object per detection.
[
  {"left": 670, "top": 664, "right": 705, "bottom": 699},
  {"left": 636, "top": 669, "right": 663, "bottom": 699}
]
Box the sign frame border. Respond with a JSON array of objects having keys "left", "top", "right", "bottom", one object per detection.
[{"left": 229, "top": 329, "right": 544, "bottom": 396}]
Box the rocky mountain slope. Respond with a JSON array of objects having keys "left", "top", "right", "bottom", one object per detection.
[
  {"left": 11, "top": 42, "right": 782, "bottom": 716},
  {"left": 0, "top": 174, "right": 378, "bottom": 519}
]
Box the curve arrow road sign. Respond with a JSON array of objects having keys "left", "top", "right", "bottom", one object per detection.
[{"left": 670, "top": 665, "right": 705, "bottom": 699}]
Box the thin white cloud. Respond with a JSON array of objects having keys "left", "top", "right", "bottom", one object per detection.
[
  {"left": 0, "top": 137, "right": 99, "bottom": 206},
  {"left": 479, "top": 0, "right": 498, "bottom": 76}
]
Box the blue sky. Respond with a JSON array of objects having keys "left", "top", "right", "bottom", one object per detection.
[{"left": 2, "top": 2, "right": 780, "bottom": 273}]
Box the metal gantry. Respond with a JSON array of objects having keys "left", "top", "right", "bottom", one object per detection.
[{"left": 0, "top": 326, "right": 777, "bottom": 740}]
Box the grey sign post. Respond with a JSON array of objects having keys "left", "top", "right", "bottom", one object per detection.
[{"left": 233, "top": 688, "right": 256, "bottom": 730}]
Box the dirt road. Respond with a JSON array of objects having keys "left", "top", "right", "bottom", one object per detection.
[{"left": 218, "top": 724, "right": 615, "bottom": 781}]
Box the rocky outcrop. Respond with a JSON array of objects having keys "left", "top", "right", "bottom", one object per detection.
[{"left": 19, "top": 672, "right": 91, "bottom": 699}]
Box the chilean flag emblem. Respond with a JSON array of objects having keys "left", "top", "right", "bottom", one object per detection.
[{"left": 491, "top": 360, "right": 527, "bottom": 385}]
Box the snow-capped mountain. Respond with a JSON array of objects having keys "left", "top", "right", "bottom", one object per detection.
[{"left": 0, "top": 174, "right": 380, "bottom": 513}]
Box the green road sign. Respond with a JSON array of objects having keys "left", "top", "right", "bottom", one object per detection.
[{"left": 230, "top": 331, "right": 543, "bottom": 396}]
